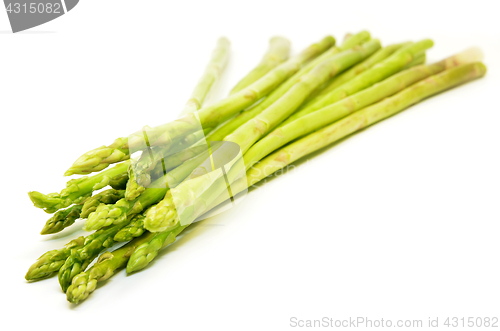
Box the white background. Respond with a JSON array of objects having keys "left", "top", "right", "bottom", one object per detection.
[{"left": 1, "top": 1, "right": 499, "bottom": 330}]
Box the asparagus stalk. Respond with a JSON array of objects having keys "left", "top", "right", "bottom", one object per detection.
[
  {"left": 65, "top": 36, "right": 335, "bottom": 176},
  {"left": 205, "top": 31, "right": 370, "bottom": 142},
  {"left": 280, "top": 39, "right": 435, "bottom": 126},
  {"left": 226, "top": 39, "right": 382, "bottom": 154},
  {"left": 230, "top": 36, "right": 291, "bottom": 95},
  {"left": 309, "top": 42, "right": 409, "bottom": 102},
  {"left": 243, "top": 48, "right": 480, "bottom": 170},
  {"left": 25, "top": 237, "right": 84, "bottom": 281},
  {"left": 247, "top": 62, "right": 486, "bottom": 186},
  {"left": 41, "top": 205, "right": 83, "bottom": 235},
  {"left": 29, "top": 161, "right": 129, "bottom": 213},
  {"left": 58, "top": 221, "right": 129, "bottom": 292},
  {"left": 181, "top": 37, "right": 230, "bottom": 115},
  {"left": 66, "top": 232, "right": 156, "bottom": 304}
]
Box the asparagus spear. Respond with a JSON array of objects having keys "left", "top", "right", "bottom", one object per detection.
[
  {"left": 230, "top": 36, "right": 291, "bottom": 95},
  {"left": 64, "top": 138, "right": 130, "bottom": 176},
  {"left": 29, "top": 161, "right": 129, "bottom": 213},
  {"left": 243, "top": 48, "right": 480, "bottom": 170},
  {"left": 247, "top": 62, "right": 486, "bottom": 186},
  {"left": 225, "top": 39, "right": 382, "bottom": 154},
  {"left": 280, "top": 39, "right": 435, "bottom": 126},
  {"left": 25, "top": 237, "right": 85, "bottom": 281},
  {"left": 41, "top": 205, "right": 83, "bottom": 235},
  {"left": 181, "top": 37, "right": 230, "bottom": 115},
  {"left": 205, "top": 31, "right": 370, "bottom": 142},
  {"left": 65, "top": 36, "right": 335, "bottom": 176},
  {"left": 66, "top": 232, "right": 156, "bottom": 304},
  {"left": 58, "top": 221, "right": 129, "bottom": 292}
]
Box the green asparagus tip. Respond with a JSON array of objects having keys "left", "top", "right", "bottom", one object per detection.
[
  {"left": 143, "top": 199, "right": 178, "bottom": 233},
  {"left": 65, "top": 155, "right": 102, "bottom": 177},
  {"left": 40, "top": 205, "right": 82, "bottom": 235},
  {"left": 66, "top": 143, "right": 129, "bottom": 176},
  {"left": 84, "top": 204, "right": 123, "bottom": 231},
  {"left": 114, "top": 230, "right": 133, "bottom": 242},
  {"left": 25, "top": 269, "right": 48, "bottom": 281},
  {"left": 25, "top": 264, "right": 58, "bottom": 281},
  {"left": 64, "top": 170, "right": 75, "bottom": 176},
  {"left": 126, "top": 243, "right": 156, "bottom": 273},
  {"left": 25, "top": 255, "right": 66, "bottom": 281},
  {"left": 28, "top": 191, "right": 57, "bottom": 210},
  {"left": 40, "top": 224, "right": 54, "bottom": 235},
  {"left": 114, "top": 224, "right": 145, "bottom": 242},
  {"left": 125, "top": 178, "right": 145, "bottom": 201},
  {"left": 66, "top": 272, "right": 96, "bottom": 304}
]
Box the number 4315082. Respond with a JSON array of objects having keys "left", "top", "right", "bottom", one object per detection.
[
  {"left": 6, "top": 2, "right": 62, "bottom": 14},
  {"left": 444, "top": 317, "right": 498, "bottom": 328}
]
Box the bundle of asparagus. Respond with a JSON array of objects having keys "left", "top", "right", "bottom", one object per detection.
[{"left": 26, "top": 31, "right": 486, "bottom": 304}]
